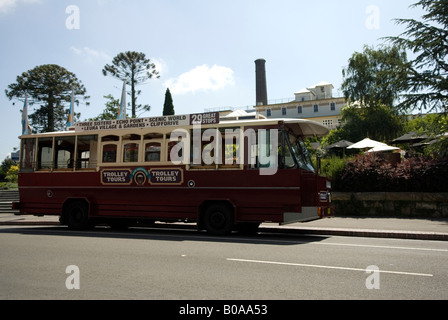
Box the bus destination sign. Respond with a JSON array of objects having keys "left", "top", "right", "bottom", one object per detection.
[{"left": 75, "top": 112, "right": 219, "bottom": 132}]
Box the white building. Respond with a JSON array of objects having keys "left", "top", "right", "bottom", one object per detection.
[{"left": 255, "top": 82, "right": 345, "bottom": 130}]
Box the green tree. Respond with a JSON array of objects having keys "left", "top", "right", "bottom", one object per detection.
[
  {"left": 5, "top": 64, "right": 88, "bottom": 132},
  {"left": 102, "top": 51, "right": 160, "bottom": 118},
  {"left": 385, "top": 0, "right": 448, "bottom": 114},
  {"left": 163, "top": 88, "right": 175, "bottom": 116},
  {"left": 89, "top": 95, "right": 120, "bottom": 121},
  {"left": 341, "top": 45, "right": 408, "bottom": 112},
  {"left": 323, "top": 103, "right": 404, "bottom": 146},
  {"left": 6, "top": 165, "right": 19, "bottom": 183},
  {"left": 0, "top": 158, "right": 15, "bottom": 181}
]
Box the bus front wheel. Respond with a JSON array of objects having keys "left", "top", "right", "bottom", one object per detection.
[
  {"left": 203, "top": 203, "right": 234, "bottom": 235},
  {"left": 64, "top": 201, "right": 91, "bottom": 230}
]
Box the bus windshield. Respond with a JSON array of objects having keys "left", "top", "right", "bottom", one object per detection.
[{"left": 285, "top": 132, "right": 315, "bottom": 172}]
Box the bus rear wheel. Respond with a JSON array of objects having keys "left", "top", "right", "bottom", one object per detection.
[
  {"left": 203, "top": 203, "right": 234, "bottom": 236},
  {"left": 64, "top": 201, "right": 91, "bottom": 230}
]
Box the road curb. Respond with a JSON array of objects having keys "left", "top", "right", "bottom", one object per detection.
[
  {"left": 259, "top": 226, "right": 448, "bottom": 241},
  {"left": 1, "top": 220, "right": 447, "bottom": 241}
]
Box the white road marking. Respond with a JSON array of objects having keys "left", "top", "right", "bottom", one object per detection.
[{"left": 227, "top": 258, "right": 434, "bottom": 277}]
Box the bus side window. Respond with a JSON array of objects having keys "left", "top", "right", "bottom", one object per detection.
[
  {"left": 55, "top": 136, "right": 75, "bottom": 169},
  {"left": 20, "top": 138, "right": 36, "bottom": 172},
  {"left": 103, "top": 144, "right": 117, "bottom": 163},
  {"left": 37, "top": 138, "right": 54, "bottom": 170},
  {"left": 122, "top": 134, "right": 141, "bottom": 163},
  {"left": 144, "top": 133, "right": 164, "bottom": 162},
  {"left": 123, "top": 143, "right": 139, "bottom": 162},
  {"left": 101, "top": 135, "right": 119, "bottom": 164},
  {"left": 77, "top": 135, "right": 98, "bottom": 169},
  {"left": 145, "top": 142, "right": 161, "bottom": 162},
  {"left": 220, "top": 127, "right": 240, "bottom": 167}
]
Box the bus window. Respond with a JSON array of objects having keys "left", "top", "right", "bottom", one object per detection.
[
  {"left": 123, "top": 143, "right": 139, "bottom": 162},
  {"left": 190, "top": 129, "right": 219, "bottom": 167},
  {"left": 20, "top": 138, "right": 36, "bottom": 172},
  {"left": 101, "top": 135, "right": 119, "bottom": 164},
  {"left": 220, "top": 127, "right": 240, "bottom": 167},
  {"left": 123, "top": 134, "right": 140, "bottom": 163},
  {"left": 246, "top": 129, "right": 278, "bottom": 171},
  {"left": 145, "top": 143, "right": 161, "bottom": 162},
  {"left": 77, "top": 135, "right": 98, "bottom": 169},
  {"left": 167, "top": 141, "right": 182, "bottom": 162},
  {"left": 144, "top": 133, "right": 163, "bottom": 162},
  {"left": 103, "top": 144, "right": 117, "bottom": 163},
  {"left": 285, "top": 132, "right": 315, "bottom": 172},
  {"left": 55, "top": 136, "right": 75, "bottom": 169},
  {"left": 37, "top": 137, "right": 53, "bottom": 170}
]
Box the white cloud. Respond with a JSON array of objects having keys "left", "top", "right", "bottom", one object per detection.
[
  {"left": 165, "top": 64, "right": 235, "bottom": 95},
  {"left": 0, "top": 0, "right": 41, "bottom": 14},
  {"left": 151, "top": 57, "right": 167, "bottom": 78},
  {"left": 70, "top": 46, "right": 111, "bottom": 62}
]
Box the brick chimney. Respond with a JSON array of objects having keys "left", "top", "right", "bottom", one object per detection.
[{"left": 255, "top": 59, "right": 268, "bottom": 106}]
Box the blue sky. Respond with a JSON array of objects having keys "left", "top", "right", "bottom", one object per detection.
[{"left": 0, "top": 0, "right": 425, "bottom": 159}]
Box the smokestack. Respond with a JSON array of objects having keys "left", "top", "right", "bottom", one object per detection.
[{"left": 255, "top": 59, "right": 268, "bottom": 106}]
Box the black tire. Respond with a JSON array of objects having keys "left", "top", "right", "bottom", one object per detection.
[
  {"left": 203, "top": 203, "right": 234, "bottom": 235},
  {"left": 64, "top": 201, "right": 90, "bottom": 230}
]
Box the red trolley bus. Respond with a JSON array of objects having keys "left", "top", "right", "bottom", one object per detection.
[{"left": 13, "top": 112, "right": 333, "bottom": 235}]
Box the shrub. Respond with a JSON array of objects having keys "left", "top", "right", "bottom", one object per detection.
[{"left": 335, "top": 154, "right": 448, "bottom": 192}]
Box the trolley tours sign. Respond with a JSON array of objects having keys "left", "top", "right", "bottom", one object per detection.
[
  {"left": 75, "top": 112, "right": 219, "bottom": 132},
  {"left": 101, "top": 168, "right": 183, "bottom": 186}
]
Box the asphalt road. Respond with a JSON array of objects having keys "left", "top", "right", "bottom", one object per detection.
[{"left": 1, "top": 225, "right": 447, "bottom": 302}]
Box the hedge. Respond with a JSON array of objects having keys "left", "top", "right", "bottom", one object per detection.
[{"left": 333, "top": 154, "right": 448, "bottom": 192}]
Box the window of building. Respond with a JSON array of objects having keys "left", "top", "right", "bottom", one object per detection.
[
  {"left": 282, "top": 107, "right": 287, "bottom": 116},
  {"left": 266, "top": 109, "right": 271, "bottom": 117},
  {"left": 314, "top": 104, "right": 319, "bottom": 113},
  {"left": 323, "top": 119, "right": 333, "bottom": 128},
  {"left": 331, "top": 102, "right": 336, "bottom": 111},
  {"left": 297, "top": 106, "right": 302, "bottom": 114}
]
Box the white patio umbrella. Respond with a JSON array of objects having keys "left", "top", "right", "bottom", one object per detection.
[
  {"left": 367, "top": 145, "right": 400, "bottom": 153},
  {"left": 347, "top": 138, "right": 388, "bottom": 150}
]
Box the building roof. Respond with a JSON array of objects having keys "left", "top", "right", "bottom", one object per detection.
[
  {"left": 295, "top": 81, "right": 334, "bottom": 95},
  {"left": 309, "top": 81, "right": 334, "bottom": 89}
]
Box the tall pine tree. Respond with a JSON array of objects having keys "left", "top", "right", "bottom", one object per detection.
[{"left": 163, "top": 88, "right": 175, "bottom": 116}]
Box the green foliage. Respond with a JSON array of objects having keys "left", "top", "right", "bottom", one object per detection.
[
  {"left": 320, "top": 156, "right": 348, "bottom": 183},
  {"left": 341, "top": 45, "right": 408, "bottom": 111},
  {"left": 384, "top": 0, "right": 448, "bottom": 114},
  {"left": 6, "top": 165, "right": 18, "bottom": 183},
  {"left": 322, "top": 103, "right": 404, "bottom": 146},
  {"left": 163, "top": 88, "right": 175, "bottom": 116},
  {"left": 336, "top": 154, "right": 448, "bottom": 192},
  {"left": 102, "top": 51, "right": 160, "bottom": 118},
  {"left": 0, "top": 158, "right": 15, "bottom": 181},
  {"left": 89, "top": 95, "right": 120, "bottom": 121},
  {"left": 5, "top": 64, "right": 88, "bottom": 132}
]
